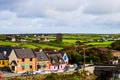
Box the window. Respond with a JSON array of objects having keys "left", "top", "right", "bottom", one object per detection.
[
  {"left": 59, "top": 59, "right": 62, "bottom": 63},
  {"left": 54, "top": 66, "right": 56, "bottom": 69},
  {"left": 37, "top": 64, "right": 41, "bottom": 69},
  {"left": 2, "top": 61, "right": 4, "bottom": 65},
  {"left": 43, "top": 64, "right": 47, "bottom": 68},
  {"left": 22, "top": 59, "right": 24, "bottom": 62},
  {"left": 61, "top": 65, "right": 62, "bottom": 68},
  {"left": 22, "top": 65, "right": 25, "bottom": 70},
  {"left": 52, "top": 60, "right": 55, "bottom": 64},
  {"left": 30, "top": 65, "right": 32, "bottom": 69},
  {"left": 30, "top": 58, "right": 32, "bottom": 61}
]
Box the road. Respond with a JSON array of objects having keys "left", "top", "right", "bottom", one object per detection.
[{"left": 0, "top": 71, "right": 21, "bottom": 77}]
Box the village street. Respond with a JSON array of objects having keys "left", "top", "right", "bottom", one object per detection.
[{"left": 0, "top": 71, "right": 21, "bottom": 77}]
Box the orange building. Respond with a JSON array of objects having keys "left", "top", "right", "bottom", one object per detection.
[{"left": 9, "top": 49, "right": 36, "bottom": 73}]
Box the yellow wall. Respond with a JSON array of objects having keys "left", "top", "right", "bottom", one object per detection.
[{"left": 0, "top": 60, "right": 9, "bottom": 68}]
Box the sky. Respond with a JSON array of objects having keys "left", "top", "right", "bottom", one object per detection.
[{"left": 0, "top": 0, "right": 120, "bottom": 34}]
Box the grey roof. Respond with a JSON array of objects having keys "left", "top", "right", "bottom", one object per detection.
[
  {"left": 45, "top": 51, "right": 64, "bottom": 65},
  {"left": 0, "top": 46, "right": 12, "bottom": 57},
  {"left": 14, "top": 49, "right": 36, "bottom": 58},
  {"left": 0, "top": 53, "right": 8, "bottom": 60},
  {"left": 35, "top": 51, "right": 49, "bottom": 61}
]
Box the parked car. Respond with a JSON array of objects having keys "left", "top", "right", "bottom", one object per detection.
[
  {"left": 64, "top": 67, "right": 76, "bottom": 72},
  {"left": 0, "top": 73, "right": 3, "bottom": 78},
  {"left": 41, "top": 70, "right": 51, "bottom": 74},
  {"left": 52, "top": 70, "right": 58, "bottom": 73},
  {"left": 52, "top": 70, "right": 64, "bottom": 73},
  {"left": 21, "top": 71, "right": 34, "bottom": 76},
  {"left": 75, "top": 65, "right": 82, "bottom": 70},
  {"left": 33, "top": 69, "right": 42, "bottom": 74}
]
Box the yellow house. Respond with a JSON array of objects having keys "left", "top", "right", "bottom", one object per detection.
[
  {"left": 0, "top": 47, "right": 12, "bottom": 68},
  {"left": 0, "top": 53, "right": 9, "bottom": 68}
]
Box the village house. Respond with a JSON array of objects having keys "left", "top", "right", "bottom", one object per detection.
[
  {"left": 45, "top": 51, "right": 66, "bottom": 71},
  {"left": 9, "top": 49, "right": 36, "bottom": 73},
  {"left": 35, "top": 51, "right": 50, "bottom": 70},
  {"left": 0, "top": 53, "right": 8, "bottom": 68},
  {"left": 39, "top": 35, "right": 50, "bottom": 42},
  {"left": 0, "top": 47, "right": 12, "bottom": 68}
]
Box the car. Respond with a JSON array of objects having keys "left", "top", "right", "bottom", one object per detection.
[
  {"left": 33, "top": 69, "right": 42, "bottom": 74},
  {"left": 0, "top": 73, "right": 3, "bottom": 78},
  {"left": 52, "top": 70, "right": 64, "bottom": 73},
  {"left": 40, "top": 70, "right": 51, "bottom": 74},
  {"left": 57, "top": 70, "right": 64, "bottom": 73},
  {"left": 75, "top": 65, "right": 82, "bottom": 70},
  {"left": 52, "top": 70, "right": 58, "bottom": 73},
  {"left": 21, "top": 71, "right": 34, "bottom": 76},
  {"left": 64, "top": 67, "right": 76, "bottom": 72}
]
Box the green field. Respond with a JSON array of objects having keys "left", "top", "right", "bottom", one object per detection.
[
  {"left": 87, "top": 41, "right": 113, "bottom": 47},
  {"left": 0, "top": 34, "right": 115, "bottom": 50}
]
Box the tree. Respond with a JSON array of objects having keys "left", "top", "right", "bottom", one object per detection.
[{"left": 111, "top": 40, "right": 120, "bottom": 50}]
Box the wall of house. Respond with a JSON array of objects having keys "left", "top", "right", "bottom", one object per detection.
[
  {"left": 50, "top": 65, "right": 58, "bottom": 71},
  {"left": 9, "top": 50, "right": 18, "bottom": 73},
  {"left": 37, "top": 61, "right": 50, "bottom": 70},
  {"left": 50, "top": 64, "right": 66, "bottom": 71},
  {"left": 59, "top": 64, "right": 66, "bottom": 70},
  {"left": 0, "top": 60, "right": 9, "bottom": 68},
  {"left": 16, "top": 58, "right": 36, "bottom": 73}
]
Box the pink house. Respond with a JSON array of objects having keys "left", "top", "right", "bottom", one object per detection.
[{"left": 45, "top": 51, "right": 66, "bottom": 71}]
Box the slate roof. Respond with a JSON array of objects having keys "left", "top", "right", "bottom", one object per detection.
[
  {"left": 0, "top": 46, "right": 12, "bottom": 57},
  {"left": 45, "top": 51, "right": 65, "bottom": 65},
  {"left": 0, "top": 53, "right": 8, "bottom": 60},
  {"left": 35, "top": 51, "right": 49, "bottom": 61},
  {"left": 14, "top": 49, "right": 36, "bottom": 58}
]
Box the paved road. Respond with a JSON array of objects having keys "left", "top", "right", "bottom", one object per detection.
[
  {"left": 0, "top": 71, "right": 21, "bottom": 77},
  {"left": 0, "top": 68, "right": 77, "bottom": 78}
]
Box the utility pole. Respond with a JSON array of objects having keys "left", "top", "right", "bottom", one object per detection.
[{"left": 83, "top": 48, "right": 85, "bottom": 70}]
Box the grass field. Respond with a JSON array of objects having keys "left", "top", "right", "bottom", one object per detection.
[
  {"left": 0, "top": 34, "right": 114, "bottom": 50},
  {"left": 87, "top": 41, "right": 113, "bottom": 47},
  {"left": 0, "top": 41, "right": 19, "bottom": 47}
]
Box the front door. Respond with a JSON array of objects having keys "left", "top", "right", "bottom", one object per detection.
[{"left": 11, "top": 66, "right": 15, "bottom": 71}]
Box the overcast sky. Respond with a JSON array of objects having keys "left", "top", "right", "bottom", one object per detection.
[{"left": 0, "top": 0, "right": 120, "bottom": 34}]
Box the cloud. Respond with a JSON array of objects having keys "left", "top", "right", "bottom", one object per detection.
[
  {"left": 83, "top": 0, "right": 120, "bottom": 15},
  {"left": 0, "top": 0, "right": 82, "bottom": 18},
  {"left": 0, "top": 0, "right": 120, "bottom": 34},
  {"left": 0, "top": 10, "right": 16, "bottom": 20}
]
